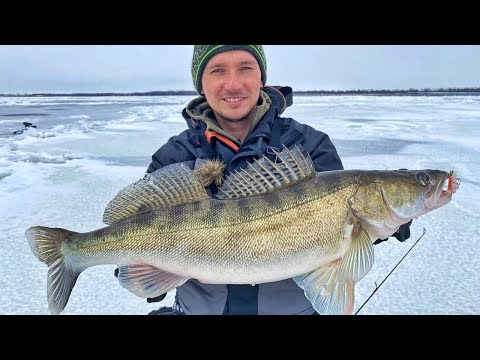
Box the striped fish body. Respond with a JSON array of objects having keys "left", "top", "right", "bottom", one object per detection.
[
  {"left": 27, "top": 146, "right": 459, "bottom": 314},
  {"left": 66, "top": 175, "right": 357, "bottom": 284}
]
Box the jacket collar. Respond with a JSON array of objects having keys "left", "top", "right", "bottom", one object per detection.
[{"left": 182, "top": 86, "right": 293, "bottom": 146}]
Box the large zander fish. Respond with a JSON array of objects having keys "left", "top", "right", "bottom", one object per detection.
[{"left": 26, "top": 146, "right": 460, "bottom": 315}]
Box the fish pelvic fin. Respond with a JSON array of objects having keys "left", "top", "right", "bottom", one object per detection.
[
  {"left": 26, "top": 226, "right": 79, "bottom": 315},
  {"left": 117, "top": 264, "right": 189, "bottom": 298},
  {"left": 103, "top": 162, "right": 209, "bottom": 225},
  {"left": 293, "top": 259, "right": 355, "bottom": 315},
  {"left": 293, "top": 224, "right": 374, "bottom": 315},
  {"left": 216, "top": 145, "right": 316, "bottom": 200}
]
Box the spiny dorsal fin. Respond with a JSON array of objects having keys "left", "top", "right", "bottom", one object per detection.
[
  {"left": 216, "top": 145, "right": 316, "bottom": 200},
  {"left": 103, "top": 162, "right": 208, "bottom": 225}
]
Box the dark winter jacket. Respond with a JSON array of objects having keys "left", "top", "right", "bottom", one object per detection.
[{"left": 146, "top": 85, "right": 344, "bottom": 314}]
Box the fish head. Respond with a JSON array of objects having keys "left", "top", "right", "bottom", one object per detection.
[{"left": 379, "top": 169, "right": 460, "bottom": 220}]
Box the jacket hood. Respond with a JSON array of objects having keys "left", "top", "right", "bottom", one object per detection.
[{"left": 262, "top": 85, "right": 293, "bottom": 117}]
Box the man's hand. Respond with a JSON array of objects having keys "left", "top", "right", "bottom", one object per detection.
[{"left": 373, "top": 219, "right": 413, "bottom": 245}]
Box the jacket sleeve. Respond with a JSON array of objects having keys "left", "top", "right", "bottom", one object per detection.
[
  {"left": 294, "top": 122, "right": 344, "bottom": 172},
  {"left": 146, "top": 130, "right": 198, "bottom": 174}
]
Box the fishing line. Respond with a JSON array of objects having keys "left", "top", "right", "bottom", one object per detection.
[{"left": 354, "top": 227, "right": 427, "bottom": 315}]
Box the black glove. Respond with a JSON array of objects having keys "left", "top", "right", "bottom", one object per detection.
[
  {"left": 148, "top": 306, "right": 184, "bottom": 315},
  {"left": 147, "top": 294, "right": 167, "bottom": 303},
  {"left": 373, "top": 219, "right": 413, "bottom": 245},
  {"left": 114, "top": 267, "right": 167, "bottom": 303}
]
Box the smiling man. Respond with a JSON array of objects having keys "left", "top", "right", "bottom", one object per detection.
[
  {"left": 120, "top": 45, "right": 411, "bottom": 315},
  {"left": 198, "top": 46, "right": 264, "bottom": 143}
]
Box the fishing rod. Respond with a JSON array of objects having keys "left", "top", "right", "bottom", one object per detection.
[{"left": 354, "top": 227, "right": 427, "bottom": 315}]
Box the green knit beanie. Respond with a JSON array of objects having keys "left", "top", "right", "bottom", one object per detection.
[{"left": 191, "top": 45, "right": 267, "bottom": 94}]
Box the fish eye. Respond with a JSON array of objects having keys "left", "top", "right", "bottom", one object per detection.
[{"left": 416, "top": 171, "right": 431, "bottom": 186}]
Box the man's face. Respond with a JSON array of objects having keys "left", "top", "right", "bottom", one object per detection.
[{"left": 201, "top": 50, "right": 262, "bottom": 123}]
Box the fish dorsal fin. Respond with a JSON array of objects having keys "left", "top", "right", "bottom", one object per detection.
[
  {"left": 103, "top": 162, "right": 208, "bottom": 225},
  {"left": 117, "top": 264, "right": 189, "bottom": 298},
  {"left": 216, "top": 145, "right": 316, "bottom": 200}
]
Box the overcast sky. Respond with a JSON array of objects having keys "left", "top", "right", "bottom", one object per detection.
[{"left": 0, "top": 45, "right": 479, "bottom": 93}]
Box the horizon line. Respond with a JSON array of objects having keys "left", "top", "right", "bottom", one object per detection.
[{"left": 2, "top": 86, "right": 480, "bottom": 97}]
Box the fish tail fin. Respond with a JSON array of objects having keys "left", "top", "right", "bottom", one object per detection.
[{"left": 26, "top": 226, "right": 79, "bottom": 315}]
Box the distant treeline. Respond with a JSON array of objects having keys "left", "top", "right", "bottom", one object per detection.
[
  {"left": 296, "top": 87, "right": 480, "bottom": 96},
  {"left": 1, "top": 88, "right": 480, "bottom": 97},
  {"left": 0, "top": 90, "right": 198, "bottom": 97}
]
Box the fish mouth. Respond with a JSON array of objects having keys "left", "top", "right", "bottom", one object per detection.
[
  {"left": 427, "top": 170, "right": 460, "bottom": 209},
  {"left": 440, "top": 171, "right": 460, "bottom": 198}
]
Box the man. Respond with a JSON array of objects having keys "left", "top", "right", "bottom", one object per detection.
[{"left": 124, "top": 45, "right": 411, "bottom": 315}]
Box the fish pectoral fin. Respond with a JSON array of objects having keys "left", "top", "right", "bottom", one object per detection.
[
  {"left": 117, "top": 264, "right": 189, "bottom": 298},
  {"left": 293, "top": 259, "right": 355, "bottom": 315},
  {"left": 338, "top": 223, "right": 375, "bottom": 283},
  {"left": 293, "top": 224, "right": 374, "bottom": 315}
]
